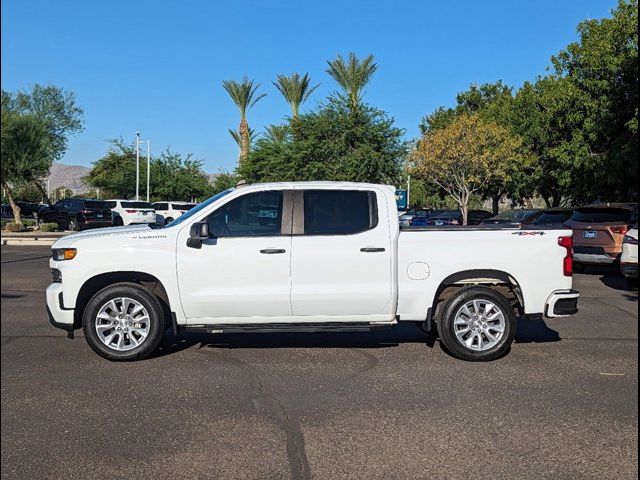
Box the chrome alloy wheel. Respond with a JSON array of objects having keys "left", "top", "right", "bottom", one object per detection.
[
  {"left": 453, "top": 299, "right": 506, "bottom": 351},
  {"left": 95, "top": 297, "right": 151, "bottom": 351}
]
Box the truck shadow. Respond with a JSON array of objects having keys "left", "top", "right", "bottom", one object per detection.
[{"left": 151, "top": 317, "right": 561, "bottom": 359}]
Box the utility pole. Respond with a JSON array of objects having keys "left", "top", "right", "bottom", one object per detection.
[
  {"left": 135, "top": 132, "right": 141, "bottom": 201},
  {"left": 407, "top": 175, "right": 411, "bottom": 209},
  {"left": 146, "top": 140, "right": 151, "bottom": 202}
]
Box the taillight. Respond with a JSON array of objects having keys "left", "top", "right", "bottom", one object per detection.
[
  {"left": 125, "top": 209, "right": 138, "bottom": 213},
  {"left": 610, "top": 225, "right": 629, "bottom": 235},
  {"left": 559, "top": 236, "right": 573, "bottom": 277}
]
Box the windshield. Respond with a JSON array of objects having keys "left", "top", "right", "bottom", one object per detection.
[{"left": 165, "top": 189, "right": 234, "bottom": 228}]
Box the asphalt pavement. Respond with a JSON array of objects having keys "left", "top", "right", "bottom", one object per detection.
[{"left": 1, "top": 245, "right": 638, "bottom": 479}]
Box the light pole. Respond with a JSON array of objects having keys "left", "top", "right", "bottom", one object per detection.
[
  {"left": 146, "top": 140, "right": 151, "bottom": 202},
  {"left": 135, "top": 132, "right": 141, "bottom": 201}
]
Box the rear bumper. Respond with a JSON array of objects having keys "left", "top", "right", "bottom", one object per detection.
[
  {"left": 46, "top": 283, "right": 75, "bottom": 330},
  {"left": 545, "top": 289, "right": 580, "bottom": 318},
  {"left": 574, "top": 251, "right": 619, "bottom": 265}
]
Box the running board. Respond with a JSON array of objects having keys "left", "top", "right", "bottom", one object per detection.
[{"left": 179, "top": 321, "right": 396, "bottom": 335}]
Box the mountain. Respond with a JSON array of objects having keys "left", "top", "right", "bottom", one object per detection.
[
  {"left": 45, "top": 163, "right": 91, "bottom": 194},
  {"left": 45, "top": 163, "right": 220, "bottom": 194}
]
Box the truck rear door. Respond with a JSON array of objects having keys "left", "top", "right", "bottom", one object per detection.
[{"left": 290, "top": 188, "right": 394, "bottom": 319}]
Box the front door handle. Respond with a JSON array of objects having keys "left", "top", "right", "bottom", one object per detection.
[
  {"left": 360, "top": 247, "right": 386, "bottom": 253},
  {"left": 260, "top": 248, "right": 286, "bottom": 254}
]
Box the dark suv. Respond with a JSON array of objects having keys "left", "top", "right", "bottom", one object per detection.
[{"left": 40, "top": 199, "right": 113, "bottom": 231}]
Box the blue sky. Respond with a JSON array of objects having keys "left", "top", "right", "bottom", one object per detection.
[{"left": 1, "top": 0, "right": 616, "bottom": 173}]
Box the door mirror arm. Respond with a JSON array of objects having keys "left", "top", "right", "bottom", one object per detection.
[{"left": 187, "top": 222, "right": 213, "bottom": 249}]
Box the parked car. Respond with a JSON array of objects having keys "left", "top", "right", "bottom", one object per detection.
[
  {"left": 40, "top": 199, "right": 113, "bottom": 231},
  {"left": 152, "top": 201, "right": 198, "bottom": 225},
  {"left": 1, "top": 202, "right": 40, "bottom": 219},
  {"left": 425, "top": 210, "right": 493, "bottom": 226},
  {"left": 620, "top": 227, "right": 638, "bottom": 289},
  {"left": 526, "top": 208, "right": 575, "bottom": 227},
  {"left": 481, "top": 209, "right": 541, "bottom": 227},
  {"left": 47, "top": 182, "right": 579, "bottom": 362},
  {"left": 399, "top": 208, "right": 431, "bottom": 227},
  {"left": 409, "top": 209, "right": 445, "bottom": 226},
  {"left": 564, "top": 205, "right": 636, "bottom": 266},
  {"left": 106, "top": 200, "right": 156, "bottom": 226}
]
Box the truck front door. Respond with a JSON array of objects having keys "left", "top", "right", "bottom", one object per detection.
[{"left": 176, "top": 190, "right": 293, "bottom": 322}]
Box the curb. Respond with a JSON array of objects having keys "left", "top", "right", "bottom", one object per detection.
[{"left": 1, "top": 238, "right": 57, "bottom": 246}]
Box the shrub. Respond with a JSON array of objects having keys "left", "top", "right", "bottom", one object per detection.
[
  {"left": 39, "top": 222, "right": 59, "bottom": 232},
  {"left": 3, "top": 222, "right": 27, "bottom": 232}
]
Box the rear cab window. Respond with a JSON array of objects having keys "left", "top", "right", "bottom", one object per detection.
[{"left": 302, "top": 190, "right": 378, "bottom": 235}]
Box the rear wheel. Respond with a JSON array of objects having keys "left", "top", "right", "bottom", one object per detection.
[
  {"left": 82, "top": 283, "right": 166, "bottom": 361},
  {"left": 626, "top": 277, "right": 638, "bottom": 291},
  {"left": 68, "top": 217, "right": 79, "bottom": 231},
  {"left": 164, "top": 217, "right": 174, "bottom": 226},
  {"left": 436, "top": 286, "right": 516, "bottom": 361},
  {"left": 114, "top": 216, "right": 124, "bottom": 226}
]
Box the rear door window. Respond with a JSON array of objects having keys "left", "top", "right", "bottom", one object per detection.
[{"left": 303, "top": 190, "right": 378, "bottom": 235}]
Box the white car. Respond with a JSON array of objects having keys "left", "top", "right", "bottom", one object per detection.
[
  {"left": 46, "top": 182, "right": 579, "bottom": 362},
  {"left": 106, "top": 200, "right": 156, "bottom": 226},
  {"left": 621, "top": 228, "right": 638, "bottom": 289},
  {"left": 152, "top": 201, "right": 198, "bottom": 225}
]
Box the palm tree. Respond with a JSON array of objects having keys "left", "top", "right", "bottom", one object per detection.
[
  {"left": 273, "top": 73, "right": 319, "bottom": 118},
  {"left": 228, "top": 127, "right": 256, "bottom": 147},
  {"left": 222, "top": 77, "right": 266, "bottom": 166},
  {"left": 326, "top": 53, "right": 377, "bottom": 112},
  {"left": 264, "top": 124, "right": 290, "bottom": 144}
]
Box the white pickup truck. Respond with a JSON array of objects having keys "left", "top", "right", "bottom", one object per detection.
[{"left": 46, "top": 182, "right": 579, "bottom": 362}]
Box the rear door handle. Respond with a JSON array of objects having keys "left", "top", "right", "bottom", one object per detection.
[
  {"left": 260, "top": 248, "right": 286, "bottom": 254},
  {"left": 360, "top": 247, "right": 386, "bottom": 253}
]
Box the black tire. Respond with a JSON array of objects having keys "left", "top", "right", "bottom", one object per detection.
[
  {"left": 436, "top": 286, "right": 516, "bottom": 362},
  {"left": 626, "top": 277, "right": 639, "bottom": 291},
  {"left": 114, "top": 216, "right": 124, "bottom": 227},
  {"left": 68, "top": 217, "right": 79, "bottom": 231},
  {"left": 164, "top": 217, "right": 174, "bottom": 226},
  {"left": 573, "top": 263, "right": 586, "bottom": 274},
  {"left": 82, "top": 282, "right": 167, "bottom": 361}
]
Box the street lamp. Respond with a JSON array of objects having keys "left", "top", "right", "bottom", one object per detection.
[{"left": 135, "top": 133, "right": 151, "bottom": 201}]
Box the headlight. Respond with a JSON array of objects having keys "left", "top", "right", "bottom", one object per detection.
[{"left": 51, "top": 248, "right": 77, "bottom": 261}]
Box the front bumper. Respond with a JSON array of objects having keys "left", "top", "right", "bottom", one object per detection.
[
  {"left": 545, "top": 289, "right": 580, "bottom": 318},
  {"left": 46, "top": 283, "right": 75, "bottom": 333}
]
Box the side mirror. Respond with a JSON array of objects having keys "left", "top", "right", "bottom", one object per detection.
[{"left": 186, "top": 222, "right": 211, "bottom": 249}]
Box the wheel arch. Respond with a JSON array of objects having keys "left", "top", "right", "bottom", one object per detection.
[
  {"left": 73, "top": 271, "right": 171, "bottom": 329},
  {"left": 430, "top": 269, "right": 525, "bottom": 323}
]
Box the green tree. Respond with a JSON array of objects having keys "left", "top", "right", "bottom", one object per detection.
[
  {"left": 274, "top": 73, "right": 319, "bottom": 118},
  {"left": 240, "top": 96, "right": 405, "bottom": 184},
  {"left": 222, "top": 78, "right": 266, "bottom": 167},
  {"left": 0, "top": 111, "right": 51, "bottom": 224},
  {"left": 211, "top": 171, "right": 238, "bottom": 194},
  {"left": 551, "top": 0, "right": 638, "bottom": 202},
  {"left": 409, "top": 114, "right": 524, "bottom": 225},
  {"left": 326, "top": 53, "right": 377, "bottom": 112},
  {"left": 2, "top": 85, "right": 84, "bottom": 202},
  {"left": 85, "top": 140, "right": 214, "bottom": 201}
]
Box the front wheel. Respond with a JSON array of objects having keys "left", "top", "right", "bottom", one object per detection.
[
  {"left": 436, "top": 286, "right": 516, "bottom": 361},
  {"left": 83, "top": 283, "right": 167, "bottom": 361}
]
